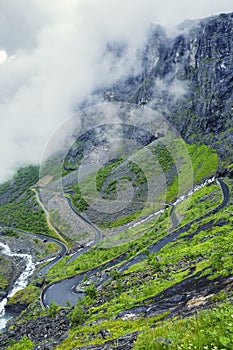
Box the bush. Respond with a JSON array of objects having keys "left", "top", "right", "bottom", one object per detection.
[
  {"left": 47, "top": 302, "right": 59, "bottom": 318},
  {"left": 84, "top": 282, "right": 97, "bottom": 300},
  {"left": 6, "top": 336, "right": 34, "bottom": 350},
  {"left": 70, "top": 305, "right": 86, "bottom": 326}
]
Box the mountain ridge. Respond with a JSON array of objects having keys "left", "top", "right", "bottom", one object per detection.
[
  {"left": 0, "top": 11, "right": 233, "bottom": 350},
  {"left": 103, "top": 12, "right": 233, "bottom": 172}
]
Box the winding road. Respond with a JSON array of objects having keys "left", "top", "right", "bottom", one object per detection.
[
  {"left": 41, "top": 179, "right": 230, "bottom": 307},
  {"left": 0, "top": 228, "right": 67, "bottom": 277},
  {"left": 64, "top": 195, "right": 102, "bottom": 262}
]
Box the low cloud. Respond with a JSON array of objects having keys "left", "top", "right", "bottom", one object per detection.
[
  {"left": 0, "top": 0, "right": 232, "bottom": 182},
  {"left": 154, "top": 78, "right": 186, "bottom": 98}
]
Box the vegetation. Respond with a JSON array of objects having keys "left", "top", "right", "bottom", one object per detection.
[
  {"left": 0, "top": 255, "right": 13, "bottom": 289},
  {"left": 70, "top": 184, "right": 89, "bottom": 212},
  {"left": 42, "top": 179, "right": 224, "bottom": 285},
  {"left": 68, "top": 140, "right": 218, "bottom": 227},
  {"left": 69, "top": 304, "right": 86, "bottom": 326},
  {"left": 6, "top": 336, "right": 34, "bottom": 350},
  {"left": 1, "top": 144, "right": 232, "bottom": 350},
  {"left": 47, "top": 302, "right": 60, "bottom": 318},
  {"left": 187, "top": 143, "right": 218, "bottom": 183},
  {"left": 0, "top": 166, "right": 39, "bottom": 198},
  {"left": 45, "top": 208, "right": 171, "bottom": 282},
  {"left": 0, "top": 165, "right": 54, "bottom": 236},
  {"left": 133, "top": 303, "right": 233, "bottom": 350},
  {"left": 50, "top": 178, "right": 233, "bottom": 350},
  {"left": 53, "top": 302, "right": 233, "bottom": 349},
  {"left": 96, "top": 157, "right": 125, "bottom": 191},
  {"left": 7, "top": 286, "right": 40, "bottom": 307}
]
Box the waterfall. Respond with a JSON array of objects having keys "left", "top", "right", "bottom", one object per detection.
[{"left": 0, "top": 242, "right": 35, "bottom": 331}]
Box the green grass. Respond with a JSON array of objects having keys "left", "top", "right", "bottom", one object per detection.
[
  {"left": 0, "top": 255, "right": 12, "bottom": 289},
  {"left": 45, "top": 181, "right": 226, "bottom": 285},
  {"left": 187, "top": 143, "right": 219, "bottom": 183},
  {"left": 54, "top": 190, "right": 233, "bottom": 348},
  {"left": 175, "top": 183, "right": 222, "bottom": 225},
  {"left": 2, "top": 147, "right": 230, "bottom": 350},
  {"left": 164, "top": 141, "right": 218, "bottom": 203},
  {"left": 68, "top": 140, "right": 218, "bottom": 227},
  {"left": 88, "top": 269, "right": 189, "bottom": 321},
  {"left": 133, "top": 302, "right": 233, "bottom": 350},
  {"left": 0, "top": 165, "right": 39, "bottom": 199},
  {"left": 70, "top": 180, "right": 232, "bottom": 321},
  {"left": 7, "top": 285, "right": 40, "bottom": 307},
  {"left": 96, "top": 157, "right": 125, "bottom": 191},
  {"left": 55, "top": 302, "right": 233, "bottom": 350},
  {"left": 56, "top": 313, "right": 170, "bottom": 349},
  {"left": 0, "top": 165, "right": 55, "bottom": 237},
  {"left": 45, "top": 209, "right": 171, "bottom": 282},
  {"left": 44, "top": 180, "right": 233, "bottom": 328},
  {"left": 6, "top": 336, "right": 34, "bottom": 350}
]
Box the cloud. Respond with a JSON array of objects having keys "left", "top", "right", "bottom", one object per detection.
[
  {"left": 0, "top": 0, "right": 232, "bottom": 182},
  {"left": 149, "top": 0, "right": 232, "bottom": 27},
  {"left": 154, "top": 78, "right": 188, "bottom": 99},
  {"left": 0, "top": 50, "right": 7, "bottom": 64}
]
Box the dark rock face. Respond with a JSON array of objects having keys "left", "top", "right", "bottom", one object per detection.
[
  {"left": 5, "top": 303, "right": 28, "bottom": 315},
  {"left": 1, "top": 12, "right": 232, "bottom": 350},
  {"left": 115, "top": 274, "right": 233, "bottom": 320},
  {"left": 168, "top": 14, "right": 233, "bottom": 161},
  {"left": 74, "top": 331, "right": 139, "bottom": 350},
  {"left": 0, "top": 309, "right": 70, "bottom": 349},
  {"left": 64, "top": 123, "right": 157, "bottom": 171},
  {"left": 105, "top": 13, "right": 233, "bottom": 168},
  {"left": 0, "top": 290, "right": 7, "bottom": 300},
  {"left": 0, "top": 253, "right": 26, "bottom": 303}
]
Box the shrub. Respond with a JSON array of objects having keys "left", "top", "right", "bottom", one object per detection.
[
  {"left": 70, "top": 305, "right": 86, "bottom": 326},
  {"left": 47, "top": 302, "right": 59, "bottom": 317},
  {"left": 6, "top": 336, "right": 34, "bottom": 350},
  {"left": 84, "top": 282, "right": 97, "bottom": 300}
]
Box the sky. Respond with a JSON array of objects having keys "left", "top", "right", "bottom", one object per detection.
[{"left": 0, "top": 0, "right": 232, "bottom": 182}]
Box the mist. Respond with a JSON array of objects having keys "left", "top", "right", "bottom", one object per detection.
[{"left": 0, "top": 0, "right": 232, "bottom": 182}]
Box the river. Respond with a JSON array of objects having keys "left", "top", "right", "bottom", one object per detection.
[{"left": 0, "top": 242, "right": 35, "bottom": 331}]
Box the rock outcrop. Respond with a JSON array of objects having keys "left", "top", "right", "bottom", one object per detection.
[{"left": 105, "top": 13, "right": 233, "bottom": 169}]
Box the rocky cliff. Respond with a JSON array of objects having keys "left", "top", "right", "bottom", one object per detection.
[{"left": 104, "top": 12, "right": 233, "bottom": 172}]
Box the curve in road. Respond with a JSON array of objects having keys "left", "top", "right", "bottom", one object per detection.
[
  {"left": 42, "top": 179, "right": 229, "bottom": 307},
  {"left": 63, "top": 195, "right": 102, "bottom": 263},
  {"left": 0, "top": 228, "right": 67, "bottom": 277}
]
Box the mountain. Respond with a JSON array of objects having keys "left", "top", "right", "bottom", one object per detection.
[
  {"left": 104, "top": 12, "right": 233, "bottom": 173},
  {"left": 0, "top": 12, "right": 233, "bottom": 350}
]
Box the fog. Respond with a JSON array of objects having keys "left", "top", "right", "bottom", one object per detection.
[{"left": 0, "top": 0, "right": 232, "bottom": 182}]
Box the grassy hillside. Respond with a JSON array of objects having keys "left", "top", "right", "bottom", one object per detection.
[
  {"left": 51, "top": 178, "right": 233, "bottom": 349},
  {"left": 1, "top": 144, "right": 233, "bottom": 350},
  {"left": 0, "top": 166, "right": 55, "bottom": 237},
  {"left": 3, "top": 176, "right": 232, "bottom": 350},
  {"left": 68, "top": 140, "right": 218, "bottom": 228}
]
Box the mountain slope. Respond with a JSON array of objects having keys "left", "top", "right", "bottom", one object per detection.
[
  {"left": 0, "top": 11, "right": 233, "bottom": 350},
  {"left": 105, "top": 13, "right": 233, "bottom": 171}
]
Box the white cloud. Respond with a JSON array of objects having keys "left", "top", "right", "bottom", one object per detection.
[
  {"left": 0, "top": 50, "right": 7, "bottom": 64},
  {"left": 149, "top": 0, "right": 232, "bottom": 27},
  {"left": 0, "top": 0, "right": 232, "bottom": 182}
]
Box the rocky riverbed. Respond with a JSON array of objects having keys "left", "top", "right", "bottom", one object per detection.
[
  {"left": 0, "top": 229, "right": 60, "bottom": 302},
  {"left": 0, "top": 309, "right": 70, "bottom": 349},
  {"left": 0, "top": 253, "right": 26, "bottom": 301}
]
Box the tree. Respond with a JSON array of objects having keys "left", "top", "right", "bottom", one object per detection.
[
  {"left": 84, "top": 282, "right": 97, "bottom": 299},
  {"left": 47, "top": 302, "right": 59, "bottom": 317},
  {"left": 70, "top": 305, "right": 86, "bottom": 326}
]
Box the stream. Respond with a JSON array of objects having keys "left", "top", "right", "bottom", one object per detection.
[
  {"left": 0, "top": 242, "right": 35, "bottom": 331},
  {"left": 0, "top": 176, "right": 218, "bottom": 326},
  {"left": 128, "top": 177, "right": 216, "bottom": 229}
]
